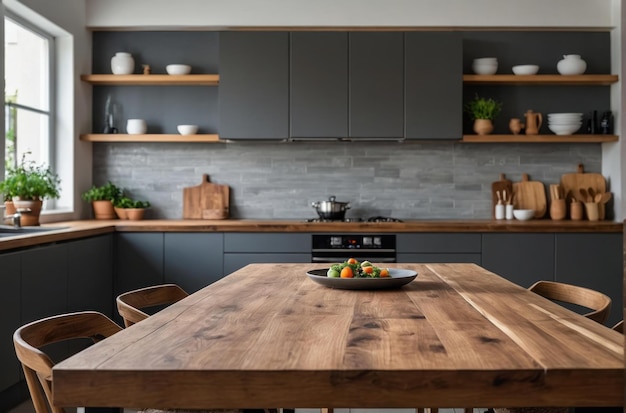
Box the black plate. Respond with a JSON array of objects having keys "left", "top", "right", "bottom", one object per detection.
[{"left": 306, "top": 268, "right": 418, "bottom": 290}]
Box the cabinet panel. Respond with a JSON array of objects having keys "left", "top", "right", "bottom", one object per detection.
[
  {"left": 290, "top": 32, "right": 348, "bottom": 138},
  {"left": 554, "top": 233, "right": 623, "bottom": 326},
  {"left": 405, "top": 32, "right": 462, "bottom": 140},
  {"left": 114, "top": 233, "right": 164, "bottom": 297},
  {"left": 164, "top": 233, "right": 224, "bottom": 293},
  {"left": 397, "top": 253, "right": 481, "bottom": 264},
  {"left": 224, "top": 233, "right": 311, "bottom": 253},
  {"left": 219, "top": 32, "right": 289, "bottom": 139},
  {"left": 397, "top": 233, "right": 481, "bottom": 253},
  {"left": 67, "top": 235, "right": 114, "bottom": 317},
  {"left": 224, "top": 253, "right": 312, "bottom": 276},
  {"left": 0, "top": 252, "right": 21, "bottom": 393},
  {"left": 349, "top": 32, "right": 404, "bottom": 138},
  {"left": 481, "top": 234, "right": 554, "bottom": 288}
]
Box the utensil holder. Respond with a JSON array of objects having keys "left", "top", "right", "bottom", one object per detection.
[
  {"left": 495, "top": 204, "right": 504, "bottom": 220},
  {"left": 570, "top": 201, "right": 583, "bottom": 221},
  {"left": 549, "top": 199, "right": 566, "bottom": 220},
  {"left": 505, "top": 204, "right": 513, "bottom": 220},
  {"left": 584, "top": 202, "right": 599, "bottom": 221}
]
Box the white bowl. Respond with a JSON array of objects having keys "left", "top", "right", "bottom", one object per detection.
[
  {"left": 166, "top": 64, "right": 191, "bottom": 75},
  {"left": 548, "top": 123, "right": 582, "bottom": 135},
  {"left": 548, "top": 113, "right": 583, "bottom": 117},
  {"left": 513, "top": 209, "right": 534, "bottom": 221},
  {"left": 548, "top": 120, "right": 582, "bottom": 125},
  {"left": 512, "top": 65, "right": 539, "bottom": 75},
  {"left": 472, "top": 62, "right": 498, "bottom": 75},
  {"left": 177, "top": 124, "right": 199, "bottom": 135},
  {"left": 473, "top": 57, "right": 498, "bottom": 63}
]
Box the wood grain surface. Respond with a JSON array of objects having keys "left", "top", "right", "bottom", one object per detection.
[
  {"left": 182, "top": 174, "right": 230, "bottom": 219},
  {"left": 513, "top": 173, "right": 547, "bottom": 218},
  {"left": 53, "top": 263, "right": 623, "bottom": 410}
]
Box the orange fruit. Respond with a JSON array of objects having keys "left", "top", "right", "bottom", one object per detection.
[
  {"left": 340, "top": 267, "right": 354, "bottom": 278},
  {"left": 347, "top": 258, "right": 358, "bottom": 265},
  {"left": 363, "top": 266, "right": 374, "bottom": 275},
  {"left": 380, "top": 268, "right": 390, "bottom": 278}
]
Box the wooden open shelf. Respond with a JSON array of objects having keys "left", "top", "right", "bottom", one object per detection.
[
  {"left": 80, "top": 74, "right": 220, "bottom": 86},
  {"left": 80, "top": 134, "right": 222, "bottom": 143},
  {"left": 463, "top": 74, "right": 618, "bottom": 85},
  {"left": 461, "top": 134, "right": 618, "bottom": 143}
]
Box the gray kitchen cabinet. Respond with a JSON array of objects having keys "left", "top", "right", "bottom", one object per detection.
[
  {"left": 290, "top": 32, "right": 349, "bottom": 139},
  {"left": 219, "top": 32, "right": 289, "bottom": 140},
  {"left": 396, "top": 233, "right": 481, "bottom": 264},
  {"left": 164, "top": 233, "right": 224, "bottom": 293},
  {"left": 223, "top": 233, "right": 311, "bottom": 275},
  {"left": 67, "top": 235, "right": 114, "bottom": 317},
  {"left": 554, "top": 233, "right": 623, "bottom": 326},
  {"left": 0, "top": 252, "right": 21, "bottom": 397},
  {"left": 114, "top": 233, "right": 164, "bottom": 297},
  {"left": 349, "top": 32, "right": 404, "bottom": 139},
  {"left": 481, "top": 233, "right": 554, "bottom": 288},
  {"left": 405, "top": 32, "right": 462, "bottom": 140}
]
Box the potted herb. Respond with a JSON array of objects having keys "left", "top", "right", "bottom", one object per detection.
[
  {"left": 113, "top": 196, "right": 151, "bottom": 220},
  {"left": 0, "top": 154, "right": 61, "bottom": 226},
  {"left": 81, "top": 181, "right": 122, "bottom": 220},
  {"left": 464, "top": 94, "right": 502, "bottom": 135}
]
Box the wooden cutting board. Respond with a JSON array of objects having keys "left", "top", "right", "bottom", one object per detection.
[
  {"left": 560, "top": 163, "right": 607, "bottom": 202},
  {"left": 512, "top": 173, "right": 547, "bottom": 219},
  {"left": 491, "top": 173, "right": 513, "bottom": 218},
  {"left": 183, "top": 174, "right": 230, "bottom": 219}
]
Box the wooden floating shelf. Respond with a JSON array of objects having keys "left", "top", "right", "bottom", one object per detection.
[
  {"left": 80, "top": 134, "right": 222, "bottom": 143},
  {"left": 461, "top": 134, "right": 618, "bottom": 143},
  {"left": 80, "top": 74, "right": 219, "bottom": 86},
  {"left": 463, "top": 74, "right": 618, "bottom": 85}
]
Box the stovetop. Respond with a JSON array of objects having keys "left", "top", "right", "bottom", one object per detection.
[{"left": 306, "top": 216, "right": 403, "bottom": 223}]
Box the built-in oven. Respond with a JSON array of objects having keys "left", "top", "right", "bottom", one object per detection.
[{"left": 311, "top": 234, "right": 396, "bottom": 263}]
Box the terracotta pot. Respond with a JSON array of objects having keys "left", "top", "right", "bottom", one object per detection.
[
  {"left": 4, "top": 201, "right": 16, "bottom": 216},
  {"left": 91, "top": 200, "right": 117, "bottom": 220},
  {"left": 473, "top": 119, "right": 494, "bottom": 135},
  {"left": 125, "top": 208, "right": 145, "bottom": 221},
  {"left": 11, "top": 197, "right": 43, "bottom": 226},
  {"left": 114, "top": 206, "right": 128, "bottom": 220}
]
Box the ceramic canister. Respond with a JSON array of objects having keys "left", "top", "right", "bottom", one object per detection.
[
  {"left": 126, "top": 119, "right": 147, "bottom": 134},
  {"left": 111, "top": 52, "right": 135, "bottom": 75},
  {"left": 557, "top": 54, "right": 587, "bottom": 75}
]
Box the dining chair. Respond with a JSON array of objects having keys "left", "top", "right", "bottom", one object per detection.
[
  {"left": 116, "top": 283, "right": 189, "bottom": 327},
  {"left": 611, "top": 320, "right": 623, "bottom": 333},
  {"left": 13, "top": 311, "right": 123, "bottom": 413}
]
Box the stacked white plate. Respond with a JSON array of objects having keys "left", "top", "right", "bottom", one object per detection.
[{"left": 547, "top": 113, "right": 583, "bottom": 135}]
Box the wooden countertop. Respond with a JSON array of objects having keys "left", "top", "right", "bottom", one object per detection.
[
  {"left": 0, "top": 219, "right": 621, "bottom": 251},
  {"left": 53, "top": 263, "right": 624, "bottom": 409}
]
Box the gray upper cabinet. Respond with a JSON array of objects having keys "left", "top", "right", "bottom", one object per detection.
[
  {"left": 349, "top": 32, "right": 404, "bottom": 139},
  {"left": 405, "top": 32, "right": 462, "bottom": 140},
  {"left": 219, "top": 32, "right": 289, "bottom": 140},
  {"left": 290, "top": 32, "right": 349, "bottom": 139}
]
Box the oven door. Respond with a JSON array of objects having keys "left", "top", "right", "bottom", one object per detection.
[{"left": 311, "top": 250, "right": 396, "bottom": 264}]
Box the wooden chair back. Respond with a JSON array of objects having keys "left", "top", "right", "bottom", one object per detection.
[
  {"left": 612, "top": 320, "right": 623, "bottom": 333},
  {"left": 116, "top": 283, "right": 189, "bottom": 327},
  {"left": 528, "top": 280, "right": 612, "bottom": 324},
  {"left": 13, "top": 311, "right": 122, "bottom": 413}
]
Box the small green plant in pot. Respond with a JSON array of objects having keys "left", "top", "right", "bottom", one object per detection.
[
  {"left": 81, "top": 181, "right": 122, "bottom": 220},
  {"left": 464, "top": 94, "right": 502, "bottom": 135},
  {"left": 113, "top": 196, "right": 151, "bottom": 220},
  {"left": 0, "top": 154, "right": 61, "bottom": 226}
]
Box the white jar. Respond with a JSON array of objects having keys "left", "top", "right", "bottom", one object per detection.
[
  {"left": 111, "top": 52, "right": 135, "bottom": 75},
  {"left": 126, "top": 119, "right": 147, "bottom": 134},
  {"left": 557, "top": 54, "right": 587, "bottom": 75},
  {"left": 505, "top": 204, "right": 514, "bottom": 220},
  {"left": 495, "top": 204, "right": 505, "bottom": 220}
]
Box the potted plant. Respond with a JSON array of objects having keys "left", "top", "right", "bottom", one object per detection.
[
  {"left": 113, "top": 196, "right": 151, "bottom": 220},
  {"left": 81, "top": 181, "right": 122, "bottom": 220},
  {"left": 464, "top": 94, "right": 502, "bottom": 135},
  {"left": 0, "top": 154, "right": 61, "bottom": 226}
]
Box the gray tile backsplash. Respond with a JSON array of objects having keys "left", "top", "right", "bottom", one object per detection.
[{"left": 93, "top": 142, "right": 601, "bottom": 220}]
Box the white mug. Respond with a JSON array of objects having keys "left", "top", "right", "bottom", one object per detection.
[{"left": 126, "top": 119, "right": 147, "bottom": 134}]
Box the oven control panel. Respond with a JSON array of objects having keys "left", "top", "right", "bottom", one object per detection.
[{"left": 312, "top": 234, "right": 396, "bottom": 250}]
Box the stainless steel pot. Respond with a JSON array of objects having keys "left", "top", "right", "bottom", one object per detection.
[{"left": 311, "top": 196, "right": 351, "bottom": 220}]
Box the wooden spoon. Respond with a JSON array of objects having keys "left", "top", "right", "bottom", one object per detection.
[
  {"left": 579, "top": 188, "right": 589, "bottom": 202},
  {"left": 599, "top": 192, "right": 612, "bottom": 204},
  {"left": 587, "top": 187, "right": 596, "bottom": 201}
]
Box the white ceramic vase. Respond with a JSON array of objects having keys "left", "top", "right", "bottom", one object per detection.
[
  {"left": 557, "top": 54, "right": 587, "bottom": 75},
  {"left": 111, "top": 52, "right": 135, "bottom": 75},
  {"left": 126, "top": 119, "right": 147, "bottom": 134}
]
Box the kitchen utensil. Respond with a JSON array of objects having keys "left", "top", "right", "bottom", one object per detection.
[
  {"left": 579, "top": 188, "right": 589, "bottom": 203},
  {"left": 587, "top": 187, "right": 595, "bottom": 201},
  {"left": 523, "top": 110, "right": 542, "bottom": 135},
  {"left": 513, "top": 209, "right": 534, "bottom": 221},
  {"left": 549, "top": 199, "right": 566, "bottom": 220},
  {"left": 584, "top": 202, "right": 599, "bottom": 221},
  {"left": 570, "top": 199, "right": 583, "bottom": 220},
  {"left": 509, "top": 118, "right": 524, "bottom": 135},
  {"left": 560, "top": 163, "right": 606, "bottom": 202},
  {"left": 166, "top": 64, "right": 191, "bottom": 75},
  {"left": 311, "top": 196, "right": 350, "bottom": 220},
  {"left": 111, "top": 52, "right": 134, "bottom": 75},
  {"left": 557, "top": 54, "right": 587, "bottom": 75},
  {"left": 512, "top": 173, "right": 547, "bottom": 219},
  {"left": 549, "top": 184, "right": 561, "bottom": 201},
  {"left": 512, "top": 65, "right": 539, "bottom": 75},
  {"left": 126, "top": 119, "right": 147, "bottom": 134},
  {"left": 598, "top": 191, "right": 612, "bottom": 220},
  {"left": 472, "top": 57, "right": 498, "bottom": 75},
  {"left": 177, "top": 125, "right": 199, "bottom": 135},
  {"left": 182, "top": 174, "right": 230, "bottom": 219},
  {"left": 491, "top": 173, "right": 513, "bottom": 218}
]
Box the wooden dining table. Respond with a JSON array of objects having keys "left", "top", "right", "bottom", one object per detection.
[{"left": 53, "top": 263, "right": 624, "bottom": 410}]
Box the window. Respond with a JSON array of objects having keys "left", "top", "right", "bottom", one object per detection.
[{"left": 4, "top": 13, "right": 55, "bottom": 200}]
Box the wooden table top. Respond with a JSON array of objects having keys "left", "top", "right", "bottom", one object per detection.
[{"left": 53, "top": 263, "right": 624, "bottom": 410}]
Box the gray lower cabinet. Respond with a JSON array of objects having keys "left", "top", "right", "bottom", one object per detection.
[
  {"left": 223, "top": 233, "right": 311, "bottom": 275},
  {"left": 164, "top": 233, "right": 224, "bottom": 293},
  {"left": 114, "top": 233, "right": 164, "bottom": 297},
  {"left": 219, "top": 32, "right": 289, "bottom": 140},
  {"left": 349, "top": 32, "right": 404, "bottom": 139},
  {"left": 555, "top": 233, "right": 623, "bottom": 326},
  {"left": 0, "top": 252, "right": 21, "bottom": 396},
  {"left": 481, "top": 233, "right": 555, "bottom": 288},
  {"left": 396, "top": 233, "right": 481, "bottom": 264},
  {"left": 405, "top": 32, "right": 462, "bottom": 140},
  {"left": 290, "top": 32, "right": 348, "bottom": 138}
]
